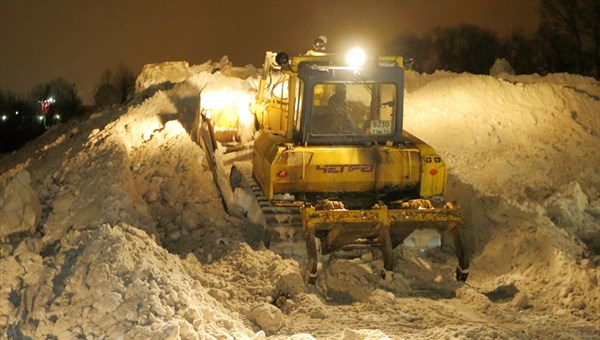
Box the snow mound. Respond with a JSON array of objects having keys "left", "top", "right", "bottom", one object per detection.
[
  {"left": 404, "top": 71, "right": 599, "bottom": 252},
  {"left": 0, "top": 223, "right": 254, "bottom": 339},
  {"left": 1, "top": 58, "right": 598, "bottom": 338}
]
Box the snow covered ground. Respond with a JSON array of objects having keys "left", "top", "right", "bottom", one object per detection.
[{"left": 0, "top": 57, "right": 598, "bottom": 339}]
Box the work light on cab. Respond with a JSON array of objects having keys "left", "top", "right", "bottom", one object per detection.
[
  {"left": 346, "top": 47, "right": 367, "bottom": 68},
  {"left": 275, "top": 52, "right": 289, "bottom": 66}
]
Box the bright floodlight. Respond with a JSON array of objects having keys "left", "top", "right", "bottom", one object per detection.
[
  {"left": 346, "top": 47, "right": 367, "bottom": 68},
  {"left": 1, "top": 115, "right": 7, "bottom": 121}
]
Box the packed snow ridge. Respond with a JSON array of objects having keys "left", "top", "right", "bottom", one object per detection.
[{"left": 0, "top": 56, "right": 598, "bottom": 339}]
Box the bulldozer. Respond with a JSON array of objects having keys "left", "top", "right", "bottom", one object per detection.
[{"left": 195, "top": 37, "right": 470, "bottom": 284}]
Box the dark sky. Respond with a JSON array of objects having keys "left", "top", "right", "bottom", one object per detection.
[{"left": 0, "top": 0, "right": 540, "bottom": 104}]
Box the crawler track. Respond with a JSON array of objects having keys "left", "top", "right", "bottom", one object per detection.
[{"left": 237, "top": 166, "right": 308, "bottom": 261}]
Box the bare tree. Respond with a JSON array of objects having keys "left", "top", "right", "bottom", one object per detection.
[
  {"left": 388, "top": 25, "right": 502, "bottom": 75},
  {"left": 424, "top": 25, "right": 501, "bottom": 74},
  {"left": 388, "top": 33, "right": 436, "bottom": 73},
  {"left": 100, "top": 69, "right": 113, "bottom": 86},
  {"left": 94, "top": 84, "right": 120, "bottom": 108},
  {"left": 503, "top": 32, "right": 537, "bottom": 74},
  {"left": 537, "top": 0, "right": 600, "bottom": 78},
  {"left": 94, "top": 63, "right": 136, "bottom": 107},
  {"left": 115, "top": 63, "right": 135, "bottom": 104}
]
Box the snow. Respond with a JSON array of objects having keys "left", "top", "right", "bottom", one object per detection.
[
  {"left": 0, "top": 57, "right": 598, "bottom": 339},
  {"left": 0, "top": 170, "right": 41, "bottom": 237},
  {"left": 489, "top": 58, "right": 515, "bottom": 76}
]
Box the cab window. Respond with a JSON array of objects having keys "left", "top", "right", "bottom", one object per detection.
[{"left": 308, "top": 83, "right": 396, "bottom": 136}]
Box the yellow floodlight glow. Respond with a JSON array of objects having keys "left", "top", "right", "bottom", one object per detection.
[
  {"left": 201, "top": 90, "right": 255, "bottom": 131},
  {"left": 346, "top": 47, "right": 367, "bottom": 68}
]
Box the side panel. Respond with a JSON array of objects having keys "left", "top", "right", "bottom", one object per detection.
[
  {"left": 375, "top": 147, "right": 421, "bottom": 191},
  {"left": 253, "top": 100, "right": 287, "bottom": 134},
  {"left": 403, "top": 131, "right": 448, "bottom": 197},
  {"left": 264, "top": 101, "right": 287, "bottom": 133},
  {"left": 417, "top": 146, "right": 448, "bottom": 197},
  {"left": 253, "top": 132, "right": 286, "bottom": 199}
]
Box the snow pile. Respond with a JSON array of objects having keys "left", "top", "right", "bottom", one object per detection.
[
  {"left": 404, "top": 70, "right": 599, "bottom": 320},
  {"left": 1, "top": 223, "right": 253, "bottom": 339},
  {"left": 404, "top": 70, "right": 599, "bottom": 228},
  {"left": 0, "top": 62, "right": 259, "bottom": 338},
  {"left": 1, "top": 59, "right": 598, "bottom": 339}
]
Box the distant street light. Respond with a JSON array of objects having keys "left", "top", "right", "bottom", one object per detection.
[
  {"left": 1, "top": 115, "right": 7, "bottom": 122},
  {"left": 37, "top": 115, "right": 46, "bottom": 128}
]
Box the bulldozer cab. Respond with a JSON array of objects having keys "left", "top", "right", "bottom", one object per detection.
[{"left": 293, "top": 61, "right": 405, "bottom": 146}]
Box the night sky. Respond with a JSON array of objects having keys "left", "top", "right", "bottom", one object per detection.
[{"left": 0, "top": 0, "right": 540, "bottom": 104}]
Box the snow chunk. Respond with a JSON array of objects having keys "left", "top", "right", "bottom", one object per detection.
[
  {"left": 247, "top": 303, "right": 284, "bottom": 334},
  {"left": 490, "top": 58, "right": 515, "bottom": 76},
  {"left": 317, "top": 259, "right": 377, "bottom": 302},
  {"left": 342, "top": 328, "right": 392, "bottom": 340},
  {"left": 135, "top": 61, "right": 192, "bottom": 93},
  {"left": 544, "top": 181, "right": 598, "bottom": 251},
  {"left": 0, "top": 170, "right": 41, "bottom": 237}
]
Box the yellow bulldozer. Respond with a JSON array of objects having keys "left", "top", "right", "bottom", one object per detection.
[{"left": 196, "top": 37, "right": 470, "bottom": 284}]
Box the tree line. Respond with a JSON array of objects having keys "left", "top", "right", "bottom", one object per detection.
[
  {"left": 0, "top": 64, "right": 136, "bottom": 153},
  {"left": 388, "top": 0, "right": 599, "bottom": 78}
]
